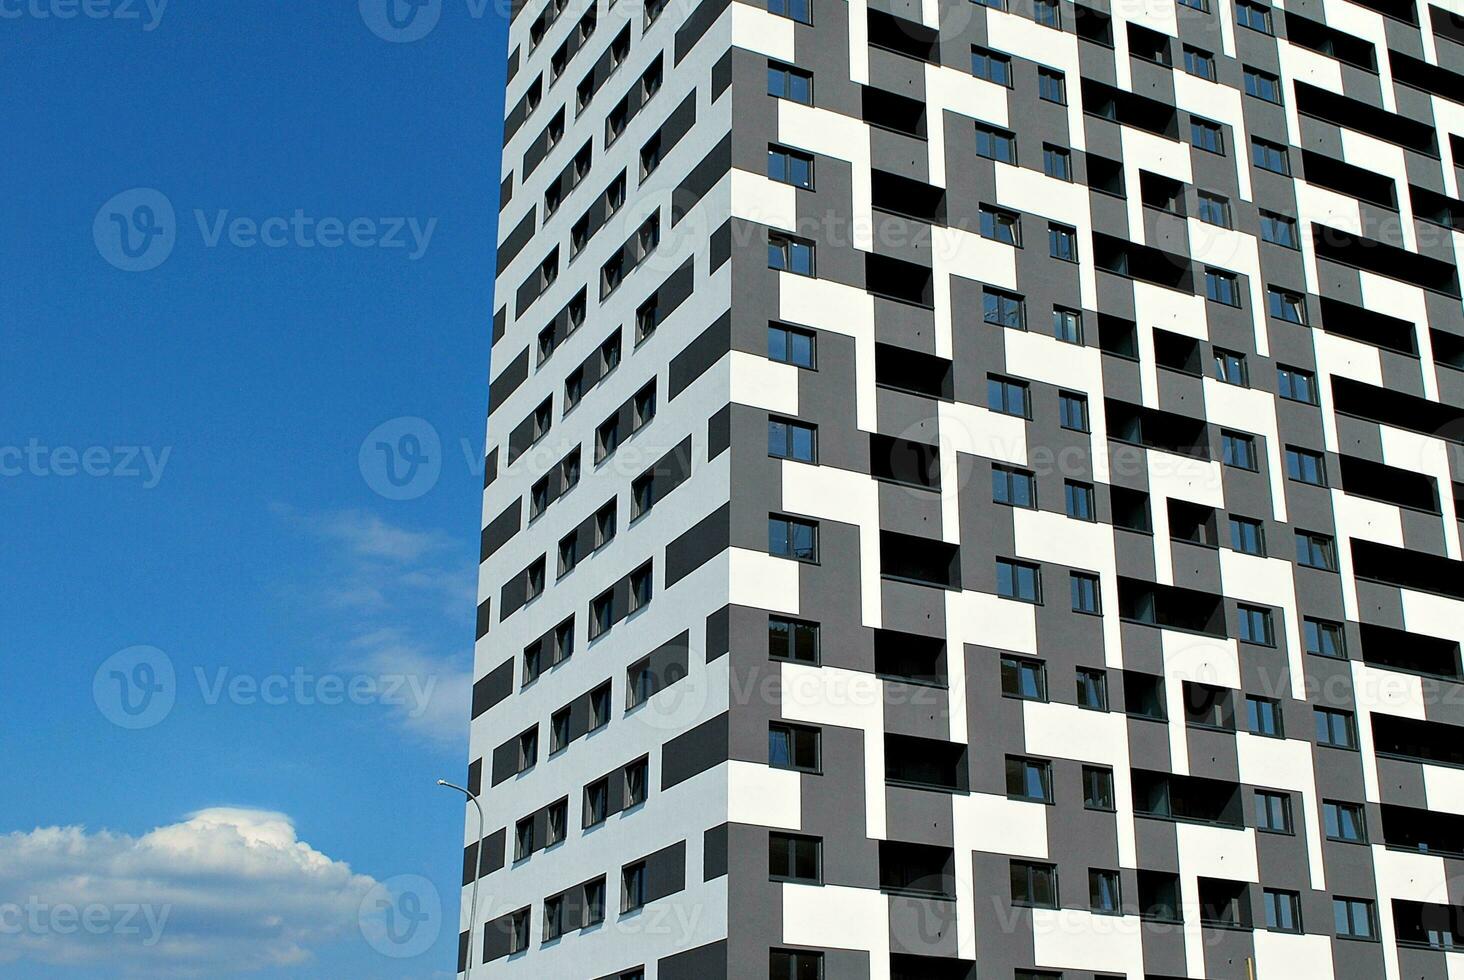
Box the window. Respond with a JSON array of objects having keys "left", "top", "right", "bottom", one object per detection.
[
  {"left": 1265, "top": 889, "right": 1303, "bottom": 933},
  {"left": 563, "top": 367, "right": 585, "bottom": 411},
  {"left": 971, "top": 46, "right": 1013, "bottom": 85},
  {"left": 596, "top": 415, "right": 620, "bottom": 462},
  {"left": 769, "top": 833, "right": 822, "bottom": 883},
  {"left": 768, "top": 146, "right": 814, "bottom": 189},
  {"left": 593, "top": 500, "right": 617, "bottom": 550},
  {"left": 1090, "top": 870, "right": 1122, "bottom": 914},
  {"left": 984, "top": 288, "right": 1026, "bottom": 329},
  {"left": 769, "top": 515, "right": 819, "bottom": 562},
  {"left": 1260, "top": 210, "right": 1300, "bottom": 249},
  {"left": 526, "top": 557, "right": 546, "bottom": 602},
  {"left": 639, "top": 136, "right": 664, "bottom": 181},
  {"left": 1315, "top": 708, "right": 1357, "bottom": 749},
  {"left": 1213, "top": 347, "right": 1249, "bottom": 385},
  {"left": 508, "top": 908, "right": 530, "bottom": 953},
  {"left": 551, "top": 708, "right": 571, "bottom": 754},
  {"left": 1296, "top": 531, "right": 1337, "bottom": 570},
  {"left": 1222, "top": 431, "right": 1258, "bottom": 470},
  {"left": 546, "top": 798, "right": 568, "bottom": 846},
  {"left": 583, "top": 878, "right": 606, "bottom": 927},
  {"left": 769, "top": 617, "right": 820, "bottom": 664},
  {"left": 1083, "top": 765, "right": 1116, "bottom": 810},
  {"left": 1304, "top": 617, "right": 1347, "bottom": 658},
  {"left": 635, "top": 295, "right": 660, "bottom": 344},
  {"left": 1277, "top": 365, "right": 1318, "bottom": 404},
  {"left": 768, "top": 62, "right": 813, "bottom": 104},
  {"left": 1071, "top": 572, "right": 1102, "bottom": 614},
  {"left": 1006, "top": 756, "right": 1053, "bottom": 802},
  {"left": 769, "top": 417, "right": 818, "bottom": 462},
  {"left": 1060, "top": 392, "right": 1090, "bottom": 432},
  {"left": 1334, "top": 897, "right": 1377, "bottom": 940},
  {"left": 1077, "top": 668, "right": 1108, "bottom": 710},
  {"left": 997, "top": 558, "right": 1042, "bottom": 603},
  {"left": 632, "top": 383, "right": 656, "bottom": 431},
  {"left": 770, "top": 951, "right": 823, "bottom": 980},
  {"left": 550, "top": 620, "right": 573, "bottom": 670},
  {"left": 1198, "top": 191, "right": 1231, "bottom": 227},
  {"left": 1001, "top": 655, "right": 1048, "bottom": 701},
  {"left": 1205, "top": 268, "right": 1241, "bottom": 306},
  {"left": 621, "top": 861, "right": 647, "bottom": 912},
  {"left": 1238, "top": 604, "right": 1275, "bottom": 646},
  {"left": 1179, "top": 0, "right": 1208, "bottom": 9},
  {"left": 515, "top": 816, "right": 535, "bottom": 861},
  {"left": 1324, "top": 801, "right": 1367, "bottom": 842},
  {"left": 768, "top": 323, "right": 816, "bottom": 367},
  {"left": 599, "top": 332, "right": 622, "bottom": 376},
  {"left": 987, "top": 376, "right": 1031, "bottom": 418},
  {"left": 992, "top": 466, "right": 1037, "bottom": 508},
  {"left": 1267, "top": 287, "right": 1307, "bottom": 324},
  {"left": 517, "top": 727, "right": 538, "bottom": 772},
  {"left": 589, "top": 589, "right": 614, "bottom": 640},
  {"left": 769, "top": 722, "right": 821, "bottom": 772},
  {"left": 529, "top": 477, "right": 550, "bottom": 521},
  {"left": 768, "top": 234, "right": 815, "bottom": 276},
  {"left": 1034, "top": 0, "right": 1061, "bottom": 27},
  {"left": 561, "top": 449, "right": 580, "bottom": 492},
  {"left": 1183, "top": 45, "right": 1217, "bottom": 80},
  {"left": 1285, "top": 447, "right": 1327, "bottom": 486},
  {"left": 624, "top": 757, "right": 649, "bottom": 807},
  {"left": 1246, "top": 696, "right": 1284, "bottom": 737},
  {"left": 584, "top": 778, "right": 609, "bottom": 826},
  {"left": 1049, "top": 223, "right": 1078, "bottom": 261},
  {"left": 557, "top": 532, "right": 579, "bottom": 579},
  {"left": 972, "top": 0, "right": 1007, "bottom": 8},
  {"left": 768, "top": 0, "right": 810, "bottom": 24},
  {"left": 1244, "top": 66, "right": 1282, "bottom": 103},
  {"left": 980, "top": 205, "right": 1022, "bottom": 246},
  {"left": 1229, "top": 516, "right": 1266, "bottom": 555},
  {"left": 1042, "top": 144, "right": 1071, "bottom": 180},
  {"left": 1191, "top": 117, "right": 1225, "bottom": 154},
  {"left": 1011, "top": 861, "right": 1059, "bottom": 908},
  {"left": 1252, "top": 138, "right": 1290, "bottom": 174},
  {"left": 522, "top": 641, "right": 544, "bottom": 686},
  {"left": 1065, "top": 481, "right": 1096, "bottom": 521},
  {"left": 629, "top": 562, "right": 653, "bottom": 613},
  {"left": 1236, "top": 0, "right": 1273, "bottom": 32},
  {"left": 975, "top": 124, "right": 1018, "bottom": 163},
  {"left": 590, "top": 683, "right": 612, "bottom": 731},
  {"left": 1038, "top": 66, "right": 1066, "bottom": 103}
]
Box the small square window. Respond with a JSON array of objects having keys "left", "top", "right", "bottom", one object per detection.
[
  {"left": 1315, "top": 707, "right": 1357, "bottom": 749},
  {"left": 768, "top": 234, "right": 816, "bottom": 276},
  {"left": 769, "top": 833, "right": 823, "bottom": 884},
  {"left": 767, "top": 145, "right": 815, "bottom": 189},
  {"left": 1053, "top": 307, "right": 1083, "bottom": 343},
  {"left": 1246, "top": 696, "right": 1284, "bottom": 737},
  {"left": 1042, "top": 144, "right": 1072, "bottom": 180},
  {"left": 1005, "top": 756, "right": 1053, "bottom": 802},
  {"left": 1268, "top": 287, "right": 1308, "bottom": 324},
  {"left": 1198, "top": 191, "right": 1231, "bottom": 227},
  {"left": 1049, "top": 223, "right": 1079, "bottom": 262},
  {"left": 1083, "top": 765, "right": 1115, "bottom": 809},
  {"left": 1296, "top": 531, "right": 1337, "bottom": 570},
  {"left": 1077, "top": 668, "right": 1108, "bottom": 710},
  {"left": 1261, "top": 210, "right": 1300, "bottom": 248},
  {"left": 768, "top": 62, "right": 813, "bottom": 104},
  {"left": 769, "top": 514, "right": 819, "bottom": 562},
  {"left": 1277, "top": 365, "right": 1318, "bottom": 404},
  {"left": 971, "top": 46, "right": 1013, "bottom": 86},
  {"left": 984, "top": 288, "right": 1026, "bottom": 330},
  {"left": 1286, "top": 447, "right": 1327, "bottom": 486},
  {"left": 975, "top": 123, "right": 1018, "bottom": 163},
  {"left": 1065, "top": 481, "right": 1096, "bottom": 521},
  {"left": 1304, "top": 617, "right": 1347, "bottom": 658},
  {"left": 1060, "top": 392, "right": 1090, "bottom": 432},
  {"left": 1089, "top": 869, "right": 1122, "bottom": 914},
  {"left": 1191, "top": 117, "right": 1225, "bottom": 154},
  {"left": 769, "top": 616, "right": 820, "bottom": 665},
  {"left": 988, "top": 376, "right": 1031, "bottom": 418},
  {"left": 993, "top": 466, "right": 1037, "bottom": 509},
  {"left": 1011, "top": 861, "right": 1059, "bottom": 908},
  {"left": 1323, "top": 801, "right": 1367, "bottom": 843},
  {"left": 1222, "top": 431, "right": 1259, "bottom": 470},
  {"left": 769, "top": 722, "right": 821, "bottom": 772},
  {"left": 1253, "top": 138, "right": 1290, "bottom": 174},
  {"left": 769, "top": 417, "right": 818, "bottom": 463},
  {"left": 1265, "top": 889, "right": 1303, "bottom": 933},
  {"left": 997, "top": 558, "right": 1042, "bottom": 603},
  {"left": 1238, "top": 604, "right": 1276, "bottom": 646},
  {"left": 1071, "top": 572, "right": 1102, "bottom": 614},
  {"left": 1205, "top": 268, "right": 1242, "bottom": 307},
  {"left": 1229, "top": 515, "right": 1266, "bottom": 555},
  {"left": 1001, "top": 655, "right": 1048, "bottom": 701},
  {"left": 768, "top": 322, "right": 816, "bottom": 367},
  {"left": 980, "top": 205, "right": 1022, "bottom": 246},
  {"left": 1038, "top": 67, "right": 1066, "bottom": 103}
]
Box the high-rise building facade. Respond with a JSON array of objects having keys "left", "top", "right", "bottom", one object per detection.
[{"left": 464, "top": 0, "right": 1464, "bottom": 975}]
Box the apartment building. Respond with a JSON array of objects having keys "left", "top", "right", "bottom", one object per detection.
[{"left": 463, "top": 0, "right": 1464, "bottom": 976}]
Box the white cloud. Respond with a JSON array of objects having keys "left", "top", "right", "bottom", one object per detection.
[{"left": 0, "top": 808, "right": 377, "bottom": 976}]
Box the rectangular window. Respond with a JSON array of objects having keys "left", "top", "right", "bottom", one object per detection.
[
  {"left": 550, "top": 708, "right": 571, "bottom": 754},
  {"left": 768, "top": 234, "right": 815, "bottom": 276},
  {"left": 517, "top": 727, "right": 538, "bottom": 772},
  {"left": 1255, "top": 790, "right": 1293, "bottom": 833},
  {"left": 1222, "top": 431, "right": 1259, "bottom": 470},
  {"left": 584, "top": 778, "right": 609, "bottom": 827},
  {"left": 1265, "top": 889, "right": 1303, "bottom": 933},
  {"left": 1267, "top": 287, "right": 1307, "bottom": 324},
  {"left": 984, "top": 288, "right": 1026, "bottom": 330},
  {"left": 1323, "top": 801, "right": 1367, "bottom": 842},
  {"left": 769, "top": 833, "right": 823, "bottom": 883},
  {"left": 1006, "top": 756, "right": 1054, "bottom": 802},
  {"left": 1286, "top": 447, "right": 1327, "bottom": 486},
  {"left": 1238, "top": 604, "right": 1276, "bottom": 646},
  {"left": 1049, "top": 223, "right": 1079, "bottom": 261},
  {"left": 1001, "top": 655, "right": 1048, "bottom": 701},
  {"left": 1205, "top": 268, "right": 1242, "bottom": 307},
  {"left": 1253, "top": 138, "right": 1290, "bottom": 174},
  {"left": 769, "top": 722, "right": 821, "bottom": 772},
  {"left": 1034, "top": 0, "right": 1061, "bottom": 27},
  {"left": 1090, "top": 869, "right": 1122, "bottom": 914},
  {"left": 1198, "top": 191, "right": 1231, "bottom": 227},
  {"left": 768, "top": 0, "right": 811, "bottom": 23},
  {"left": 1296, "top": 531, "right": 1337, "bottom": 570},
  {"left": 767, "top": 145, "right": 814, "bottom": 189},
  {"left": 631, "top": 473, "right": 655, "bottom": 519},
  {"left": 1334, "top": 897, "right": 1377, "bottom": 940},
  {"left": 997, "top": 558, "right": 1042, "bottom": 603},
  {"left": 980, "top": 205, "right": 1022, "bottom": 245},
  {"left": 1244, "top": 66, "right": 1283, "bottom": 103},
  {"left": 768, "top": 323, "right": 816, "bottom": 367},
  {"left": 1229, "top": 516, "right": 1266, "bottom": 555},
  {"left": 1042, "top": 144, "right": 1072, "bottom": 180},
  {"left": 993, "top": 466, "right": 1037, "bottom": 509},
  {"left": 1060, "top": 392, "right": 1090, "bottom": 432},
  {"left": 1236, "top": 0, "right": 1273, "bottom": 32},
  {"left": 1191, "top": 117, "right": 1225, "bottom": 153},
  {"left": 1316, "top": 707, "right": 1357, "bottom": 749},
  {"left": 1260, "top": 210, "right": 1299, "bottom": 249},
  {"left": 1246, "top": 695, "right": 1284, "bottom": 737},
  {"left": 1071, "top": 572, "right": 1102, "bottom": 614},
  {"left": 1038, "top": 66, "right": 1066, "bottom": 103},
  {"left": 1011, "top": 861, "right": 1060, "bottom": 908},
  {"left": 624, "top": 757, "right": 649, "bottom": 807},
  {"left": 769, "top": 515, "right": 819, "bottom": 562},
  {"left": 767, "top": 62, "right": 813, "bottom": 104},
  {"left": 1277, "top": 365, "right": 1318, "bottom": 404},
  {"left": 1051, "top": 308, "right": 1083, "bottom": 345},
  {"left": 1183, "top": 45, "right": 1217, "bottom": 80},
  {"left": 590, "top": 682, "right": 612, "bottom": 731},
  {"left": 627, "top": 659, "right": 654, "bottom": 708},
  {"left": 769, "top": 417, "right": 818, "bottom": 463},
  {"left": 583, "top": 877, "right": 606, "bottom": 927},
  {"left": 769, "top": 616, "right": 820, "bottom": 665},
  {"left": 971, "top": 46, "right": 1013, "bottom": 85},
  {"left": 987, "top": 376, "right": 1031, "bottom": 418},
  {"left": 629, "top": 562, "right": 653, "bottom": 612},
  {"left": 1213, "top": 347, "right": 1250, "bottom": 386},
  {"left": 515, "top": 816, "right": 535, "bottom": 861},
  {"left": 509, "top": 908, "right": 529, "bottom": 953},
  {"left": 1304, "top": 617, "right": 1347, "bottom": 658},
  {"left": 546, "top": 798, "right": 568, "bottom": 846},
  {"left": 1065, "top": 481, "right": 1096, "bottom": 521},
  {"left": 1077, "top": 668, "right": 1109, "bottom": 710},
  {"left": 1083, "top": 765, "right": 1116, "bottom": 810},
  {"left": 975, "top": 123, "right": 1018, "bottom": 163},
  {"left": 621, "top": 861, "right": 647, "bottom": 912},
  {"left": 771, "top": 951, "right": 824, "bottom": 980},
  {"left": 589, "top": 589, "right": 614, "bottom": 640}
]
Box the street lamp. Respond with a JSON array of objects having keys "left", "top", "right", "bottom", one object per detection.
[{"left": 437, "top": 779, "right": 485, "bottom": 980}]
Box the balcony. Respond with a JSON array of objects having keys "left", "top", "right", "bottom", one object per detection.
[
  {"left": 885, "top": 733, "right": 968, "bottom": 792},
  {"left": 1132, "top": 769, "right": 1245, "bottom": 828}
]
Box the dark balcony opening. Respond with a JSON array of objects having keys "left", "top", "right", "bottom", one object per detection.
[
  {"left": 1382, "top": 803, "right": 1464, "bottom": 857},
  {"left": 1119, "top": 577, "right": 1226, "bottom": 636},
  {"left": 1394, "top": 900, "right": 1464, "bottom": 950},
  {"left": 1373, "top": 713, "right": 1464, "bottom": 767},
  {"left": 1432, "top": 5, "right": 1463, "bottom": 40},
  {"left": 879, "top": 840, "right": 957, "bottom": 898},
  {"left": 1133, "top": 769, "right": 1244, "bottom": 827},
  {"left": 1184, "top": 681, "right": 1236, "bottom": 730},
  {"left": 1127, "top": 23, "right": 1171, "bottom": 64},
  {"left": 1123, "top": 671, "right": 1167, "bottom": 720},
  {"left": 1301, "top": 151, "right": 1397, "bottom": 209},
  {"left": 1169, "top": 500, "right": 1219, "bottom": 548},
  {"left": 1348, "top": 0, "right": 1413, "bottom": 22},
  {"left": 872, "top": 170, "right": 947, "bottom": 224},
  {"left": 1080, "top": 80, "right": 1179, "bottom": 139},
  {"left": 1140, "top": 172, "right": 1186, "bottom": 215},
  {"left": 874, "top": 343, "right": 953, "bottom": 400},
  {"left": 1312, "top": 224, "right": 1461, "bottom": 297},
  {"left": 1138, "top": 870, "right": 1183, "bottom": 922},
  {"left": 1112, "top": 487, "right": 1153, "bottom": 533},
  {"left": 1198, "top": 877, "right": 1253, "bottom": 929},
  {"left": 1099, "top": 314, "right": 1140, "bottom": 359},
  {"left": 1332, "top": 377, "right": 1464, "bottom": 441},
  {"left": 1106, "top": 398, "right": 1211, "bottom": 458},
  {"left": 1153, "top": 329, "right": 1202, "bottom": 374},
  {"left": 1352, "top": 540, "right": 1464, "bottom": 599},
  {"left": 1318, "top": 296, "right": 1418, "bottom": 355},
  {"left": 1075, "top": 4, "right": 1114, "bottom": 45},
  {"left": 867, "top": 10, "right": 939, "bottom": 62},
  {"left": 891, "top": 954, "right": 976, "bottom": 980},
  {"left": 1361, "top": 623, "right": 1463, "bottom": 680},
  {"left": 875, "top": 628, "right": 947, "bottom": 687},
  {"left": 1295, "top": 83, "right": 1435, "bottom": 154},
  {"left": 1392, "top": 50, "right": 1464, "bottom": 100},
  {"left": 862, "top": 86, "right": 927, "bottom": 138},
  {"left": 1432, "top": 329, "right": 1464, "bottom": 370},
  {"left": 881, "top": 531, "right": 961, "bottom": 590},
  {"left": 1088, "top": 154, "right": 1126, "bottom": 197},
  {"left": 1282, "top": 13, "right": 1377, "bottom": 70},
  {"left": 867, "top": 253, "right": 934, "bottom": 307},
  {"left": 1338, "top": 454, "right": 1439, "bottom": 512},
  {"left": 1092, "top": 233, "right": 1193, "bottom": 291},
  {"left": 1411, "top": 186, "right": 1464, "bottom": 229},
  {"left": 885, "top": 733, "right": 968, "bottom": 792},
  {"left": 870, "top": 434, "right": 941, "bottom": 490}
]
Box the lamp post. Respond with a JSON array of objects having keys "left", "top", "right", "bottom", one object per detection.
[{"left": 438, "top": 779, "right": 485, "bottom": 980}]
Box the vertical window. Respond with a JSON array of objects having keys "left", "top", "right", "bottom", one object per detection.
[
  {"left": 1315, "top": 708, "right": 1357, "bottom": 749},
  {"left": 632, "top": 382, "right": 657, "bottom": 430},
  {"left": 584, "top": 778, "right": 609, "bottom": 827},
  {"left": 1006, "top": 756, "right": 1054, "bottom": 802},
  {"left": 1049, "top": 223, "right": 1079, "bottom": 261},
  {"left": 769, "top": 515, "right": 819, "bottom": 562},
  {"left": 769, "top": 722, "right": 821, "bottom": 772},
  {"left": 1205, "top": 268, "right": 1242, "bottom": 306},
  {"left": 1060, "top": 392, "right": 1090, "bottom": 432},
  {"left": 1254, "top": 790, "right": 1292, "bottom": 832},
  {"left": 563, "top": 367, "right": 585, "bottom": 411},
  {"left": 992, "top": 466, "right": 1037, "bottom": 508},
  {"left": 590, "top": 683, "right": 612, "bottom": 731},
  {"left": 523, "top": 642, "right": 544, "bottom": 686},
  {"left": 546, "top": 798, "right": 568, "bottom": 845},
  {"left": 1285, "top": 447, "right": 1327, "bottom": 486},
  {"left": 1065, "top": 481, "right": 1096, "bottom": 521},
  {"left": 1277, "top": 365, "right": 1318, "bottom": 403},
  {"left": 1334, "top": 898, "right": 1377, "bottom": 940},
  {"left": 596, "top": 415, "right": 621, "bottom": 462},
  {"left": 1090, "top": 870, "right": 1122, "bottom": 914},
  {"left": 630, "top": 473, "right": 655, "bottom": 519},
  {"left": 1077, "top": 668, "right": 1109, "bottom": 710},
  {"left": 558, "top": 531, "right": 579, "bottom": 579},
  {"left": 589, "top": 589, "right": 614, "bottom": 639},
  {"left": 1323, "top": 801, "right": 1367, "bottom": 843},
  {"left": 1246, "top": 696, "right": 1284, "bottom": 737},
  {"left": 1238, "top": 604, "right": 1276, "bottom": 646},
  {"left": 1071, "top": 572, "right": 1102, "bottom": 614},
  {"left": 975, "top": 123, "right": 1018, "bottom": 163},
  {"left": 629, "top": 562, "right": 653, "bottom": 612},
  {"left": 1264, "top": 890, "right": 1303, "bottom": 933},
  {"left": 769, "top": 617, "right": 820, "bottom": 664},
  {"left": 525, "top": 557, "right": 546, "bottom": 601},
  {"left": 768, "top": 323, "right": 816, "bottom": 367},
  {"left": 1191, "top": 117, "right": 1225, "bottom": 153},
  {"left": 509, "top": 908, "right": 530, "bottom": 953},
  {"left": 769, "top": 833, "right": 823, "bottom": 883},
  {"left": 1221, "top": 431, "right": 1259, "bottom": 470},
  {"left": 997, "top": 559, "right": 1042, "bottom": 603},
  {"left": 987, "top": 376, "right": 1031, "bottom": 418},
  {"left": 984, "top": 288, "right": 1026, "bottom": 329},
  {"left": 769, "top": 417, "right": 818, "bottom": 462},
  {"left": 624, "top": 757, "right": 649, "bottom": 807},
  {"left": 550, "top": 708, "right": 571, "bottom": 754},
  {"left": 1038, "top": 66, "right": 1066, "bottom": 103},
  {"left": 1304, "top": 617, "right": 1347, "bottom": 658},
  {"left": 1011, "top": 861, "right": 1060, "bottom": 908},
  {"left": 767, "top": 146, "right": 814, "bottom": 189},
  {"left": 583, "top": 878, "right": 606, "bottom": 926},
  {"left": 515, "top": 816, "right": 535, "bottom": 861},
  {"left": 768, "top": 234, "right": 816, "bottom": 276},
  {"left": 771, "top": 951, "right": 824, "bottom": 980},
  {"left": 517, "top": 727, "right": 538, "bottom": 772},
  {"left": 621, "top": 861, "right": 647, "bottom": 912},
  {"left": 1083, "top": 765, "right": 1116, "bottom": 810},
  {"left": 767, "top": 62, "right": 813, "bottom": 104},
  {"left": 1042, "top": 144, "right": 1072, "bottom": 180},
  {"left": 1001, "top": 655, "right": 1048, "bottom": 701},
  {"left": 1229, "top": 516, "right": 1266, "bottom": 555},
  {"left": 594, "top": 499, "right": 617, "bottom": 547},
  {"left": 1051, "top": 308, "right": 1083, "bottom": 343}
]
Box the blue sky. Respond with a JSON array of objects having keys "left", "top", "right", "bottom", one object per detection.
[{"left": 1, "top": 2, "right": 504, "bottom": 975}]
